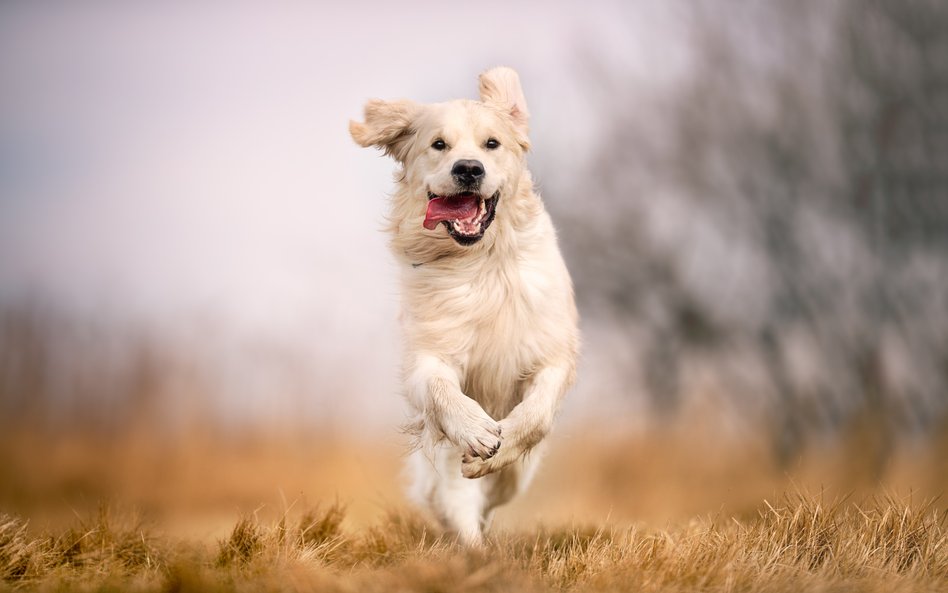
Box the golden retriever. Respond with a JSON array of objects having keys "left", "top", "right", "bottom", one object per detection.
[{"left": 349, "top": 67, "right": 579, "bottom": 545}]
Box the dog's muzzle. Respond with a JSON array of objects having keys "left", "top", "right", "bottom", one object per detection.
[{"left": 423, "top": 189, "right": 499, "bottom": 246}]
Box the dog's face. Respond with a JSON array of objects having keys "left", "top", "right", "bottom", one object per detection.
[
  {"left": 350, "top": 68, "right": 530, "bottom": 247},
  {"left": 407, "top": 101, "right": 525, "bottom": 245}
]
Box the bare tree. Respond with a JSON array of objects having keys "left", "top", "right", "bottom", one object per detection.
[{"left": 553, "top": 0, "right": 948, "bottom": 467}]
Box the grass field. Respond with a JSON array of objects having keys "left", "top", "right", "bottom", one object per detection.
[
  {"left": 2, "top": 492, "right": 946, "bottom": 592},
  {"left": 1, "top": 419, "right": 947, "bottom": 592}
]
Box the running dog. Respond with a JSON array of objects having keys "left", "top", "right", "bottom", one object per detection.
[{"left": 349, "top": 67, "right": 579, "bottom": 545}]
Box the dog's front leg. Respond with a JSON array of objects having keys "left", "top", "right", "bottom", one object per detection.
[
  {"left": 408, "top": 354, "right": 502, "bottom": 461},
  {"left": 461, "top": 364, "right": 574, "bottom": 479}
]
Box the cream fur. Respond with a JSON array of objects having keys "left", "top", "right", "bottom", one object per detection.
[{"left": 350, "top": 67, "right": 579, "bottom": 545}]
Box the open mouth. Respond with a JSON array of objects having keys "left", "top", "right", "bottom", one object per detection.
[{"left": 423, "top": 190, "right": 499, "bottom": 246}]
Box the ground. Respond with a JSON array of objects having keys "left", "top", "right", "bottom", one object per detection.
[{"left": 1, "top": 419, "right": 946, "bottom": 592}]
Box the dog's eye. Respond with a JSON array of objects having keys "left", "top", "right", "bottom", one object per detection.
[
  {"left": 485, "top": 138, "right": 500, "bottom": 150},
  {"left": 431, "top": 139, "right": 446, "bottom": 151}
]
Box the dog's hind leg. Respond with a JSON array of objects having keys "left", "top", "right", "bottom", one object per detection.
[
  {"left": 479, "top": 440, "right": 547, "bottom": 532},
  {"left": 408, "top": 445, "right": 488, "bottom": 546}
]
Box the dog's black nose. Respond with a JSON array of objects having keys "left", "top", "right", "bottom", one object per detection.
[{"left": 451, "top": 159, "right": 485, "bottom": 186}]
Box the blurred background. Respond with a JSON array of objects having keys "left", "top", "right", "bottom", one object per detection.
[{"left": 1, "top": 0, "right": 946, "bottom": 536}]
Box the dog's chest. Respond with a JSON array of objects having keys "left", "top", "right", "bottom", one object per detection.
[{"left": 405, "top": 253, "right": 555, "bottom": 404}]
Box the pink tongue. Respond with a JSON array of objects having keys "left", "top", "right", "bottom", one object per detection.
[{"left": 423, "top": 195, "right": 479, "bottom": 230}]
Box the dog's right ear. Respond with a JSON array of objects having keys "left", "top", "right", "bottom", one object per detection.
[
  {"left": 349, "top": 99, "right": 418, "bottom": 162},
  {"left": 479, "top": 67, "right": 530, "bottom": 150}
]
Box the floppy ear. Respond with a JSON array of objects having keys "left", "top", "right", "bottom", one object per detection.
[
  {"left": 349, "top": 99, "right": 418, "bottom": 162},
  {"left": 478, "top": 66, "right": 530, "bottom": 149}
]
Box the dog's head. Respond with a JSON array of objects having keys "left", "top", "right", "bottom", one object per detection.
[{"left": 350, "top": 67, "right": 530, "bottom": 248}]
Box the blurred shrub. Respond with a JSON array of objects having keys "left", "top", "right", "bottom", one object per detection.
[{"left": 556, "top": 0, "right": 948, "bottom": 463}]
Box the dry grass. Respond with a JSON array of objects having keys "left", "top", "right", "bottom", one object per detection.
[
  {"left": 3, "top": 308, "right": 948, "bottom": 590},
  {"left": 1, "top": 417, "right": 947, "bottom": 592},
  {"left": 2, "top": 422, "right": 947, "bottom": 593},
  {"left": 1, "top": 493, "right": 946, "bottom": 592}
]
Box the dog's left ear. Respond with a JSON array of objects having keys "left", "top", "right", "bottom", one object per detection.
[
  {"left": 479, "top": 67, "right": 530, "bottom": 150},
  {"left": 349, "top": 99, "right": 419, "bottom": 162}
]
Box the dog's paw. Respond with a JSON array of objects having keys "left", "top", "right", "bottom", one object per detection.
[
  {"left": 460, "top": 418, "right": 528, "bottom": 479},
  {"left": 442, "top": 398, "right": 502, "bottom": 461},
  {"left": 461, "top": 448, "right": 513, "bottom": 479},
  {"left": 460, "top": 452, "right": 491, "bottom": 479},
  {"left": 460, "top": 418, "right": 502, "bottom": 461}
]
